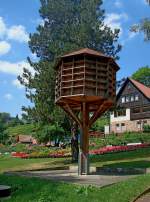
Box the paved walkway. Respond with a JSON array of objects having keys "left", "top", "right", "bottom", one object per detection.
[
  {"left": 8, "top": 170, "right": 139, "bottom": 187},
  {"left": 135, "top": 192, "right": 150, "bottom": 202}
]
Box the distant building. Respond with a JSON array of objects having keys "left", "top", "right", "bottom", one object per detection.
[
  {"left": 109, "top": 78, "right": 150, "bottom": 133},
  {"left": 17, "top": 135, "right": 37, "bottom": 144}
]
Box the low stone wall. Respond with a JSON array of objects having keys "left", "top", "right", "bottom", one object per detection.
[{"left": 70, "top": 166, "right": 150, "bottom": 175}]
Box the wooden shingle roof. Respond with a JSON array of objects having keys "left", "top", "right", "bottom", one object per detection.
[{"left": 117, "top": 78, "right": 150, "bottom": 100}]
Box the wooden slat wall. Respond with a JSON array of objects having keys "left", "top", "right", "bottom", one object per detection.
[{"left": 55, "top": 55, "right": 116, "bottom": 103}]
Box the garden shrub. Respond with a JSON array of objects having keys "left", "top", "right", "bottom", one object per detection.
[{"left": 143, "top": 125, "right": 150, "bottom": 133}]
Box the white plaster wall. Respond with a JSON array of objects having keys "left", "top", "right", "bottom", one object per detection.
[{"left": 110, "top": 108, "right": 130, "bottom": 123}]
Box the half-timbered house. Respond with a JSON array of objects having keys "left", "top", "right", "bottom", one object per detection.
[{"left": 110, "top": 78, "right": 150, "bottom": 133}]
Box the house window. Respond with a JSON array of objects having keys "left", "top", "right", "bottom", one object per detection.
[
  {"left": 135, "top": 94, "right": 139, "bottom": 101},
  {"left": 121, "top": 97, "right": 125, "bottom": 103},
  {"left": 137, "top": 121, "right": 141, "bottom": 129},
  {"left": 131, "top": 95, "right": 134, "bottom": 102},
  {"left": 143, "top": 107, "right": 150, "bottom": 112},
  {"left": 126, "top": 96, "right": 129, "bottom": 102},
  {"left": 114, "top": 109, "right": 126, "bottom": 117},
  {"left": 132, "top": 108, "right": 140, "bottom": 113},
  {"left": 121, "top": 123, "right": 126, "bottom": 131},
  {"left": 143, "top": 120, "right": 147, "bottom": 125},
  {"left": 116, "top": 124, "right": 120, "bottom": 131}
]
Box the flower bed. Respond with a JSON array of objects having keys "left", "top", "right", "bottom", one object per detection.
[
  {"left": 11, "top": 143, "right": 150, "bottom": 159},
  {"left": 11, "top": 152, "right": 29, "bottom": 158},
  {"left": 11, "top": 149, "right": 71, "bottom": 159},
  {"left": 90, "top": 143, "right": 150, "bottom": 155}
]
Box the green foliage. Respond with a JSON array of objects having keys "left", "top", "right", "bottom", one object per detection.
[
  {"left": 143, "top": 124, "right": 150, "bottom": 133},
  {"left": 132, "top": 66, "right": 150, "bottom": 87},
  {"left": 0, "top": 113, "right": 23, "bottom": 127},
  {"left": 0, "top": 112, "right": 11, "bottom": 124},
  {"left": 131, "top": 2, "right": 150, "bottom": 41},
  {"left": 18, "top": 0, "right": 121, "bottom": 126},
  {"left": 0, "top": 122, "right": 9, "bottom": 145},
  {"left": 91, "top": 116, "right": 109, "bottom": 132},
  {"left": 6, "top": 124, "right": 36, "bottom": 137},
  {"left": 89, "top": 132, "right": 150, "bottom": 149},
  {"left": 35, "top": 124, "right": 66, "bottom": 144}
]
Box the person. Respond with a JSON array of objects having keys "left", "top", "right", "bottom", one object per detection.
[{"left": 71, "top": 123, "right": 79, "bottom": 162}]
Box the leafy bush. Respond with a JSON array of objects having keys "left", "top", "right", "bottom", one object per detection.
[
  {"left": 143, "top": 125, "right": 150, "bottom": 133},
  {"left": 91, "top": 116, "right": 109, "bottom": 132},
  {"left": 89, "top": 132, "right": 150, "bottom": 149},
  {"left": 35, "top": 124, "right": 66, "bottom": 144}
]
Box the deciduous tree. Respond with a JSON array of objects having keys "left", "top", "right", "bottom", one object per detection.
[{"left": 132, "top": 66, "right": 150, "bottom": 87}]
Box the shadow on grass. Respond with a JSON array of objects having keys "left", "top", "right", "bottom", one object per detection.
[
  {"left": 102, "top": 160, "right": 150, "bottom": 169},
  {"left": 90, "top": 160, "right": 150, "bottom": 176},
  {"left": 90, "top": 148, "right": 150, "bottom": 164}
]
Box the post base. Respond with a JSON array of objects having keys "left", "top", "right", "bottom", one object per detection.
[{"left": 78, "top": 151, "right": 89, "bottom": 175}]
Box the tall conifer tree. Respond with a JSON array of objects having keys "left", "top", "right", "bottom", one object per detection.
[{"left": 19, "top": 0, "right": 121, "bottom": 123}]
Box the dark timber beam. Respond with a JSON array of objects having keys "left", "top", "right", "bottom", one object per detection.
[
  {"left": 62, "top": 104, "right": 82, "bottom": 128},
  {"left": 88, "top": 101, "right": 105, "bottom": 128}
]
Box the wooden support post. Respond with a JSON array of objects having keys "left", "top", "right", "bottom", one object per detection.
[{"left": 78, "top": 102, "right": 89, "bottom": 175}]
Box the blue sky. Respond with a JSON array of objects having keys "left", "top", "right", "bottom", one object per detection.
[{"left": 0, "top": 0, "right": 149, "bottom": 117}]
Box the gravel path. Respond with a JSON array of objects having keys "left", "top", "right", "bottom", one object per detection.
[
  {"left": 135, "top": 192, "right": 150, "bottom": 202},
  {"left": 7, "top": 170, "right": 139, "bottom": 187}
]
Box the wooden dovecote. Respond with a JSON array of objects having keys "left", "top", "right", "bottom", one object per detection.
[{"left": 55, "top": 48, "right": 120, "bottom": 175}]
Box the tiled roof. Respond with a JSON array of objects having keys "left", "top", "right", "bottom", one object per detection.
[{"left": 129, "top": 78, "right": 150, "bottom": 99}]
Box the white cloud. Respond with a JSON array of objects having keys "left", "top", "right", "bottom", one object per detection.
[
  {"left": 0, "top": 17, "right": 6, "bottom": 38},
  {"left": 0, "top": 41, "right": 11, "bottom": 55},
  {"left": 7, "top": 25, "right": 29, "bottom": 43},
  {"left": 0, "top": 60, "right": 33, "bottom": 75},
  {"left": 12, "top": 79, "right": 24, "bottom": 89},
  {"left": 114, "top": 0, "right": 123, "bottom": 8},
  {"left": 121, "top": 31, "right": 139, "bottom": 46},
  {"left": 4, "top": 93, "right": 13, "bottom": 100},
  {"left": 32, "top": 18, "right": 44, "bottom": 26},
  {"left": 128, "top": 32, "right": 138, "bottom": 39},
  {"left": 104, "top": 13, "right": 128, "bottom": 35},
  {"left": 0, "top": 16, "right": 29, "bottom": 43},
  {"left": 30, "top": 52, "right": 37, "bottom": 60}
]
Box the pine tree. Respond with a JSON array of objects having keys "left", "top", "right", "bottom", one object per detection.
[
  {"left": 19, "top": 0, "right": 121, "bottom": 123},
  {"left": 131, "top": 1, "right": 150, "bottom": 41}
]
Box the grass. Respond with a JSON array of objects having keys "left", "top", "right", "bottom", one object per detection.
[
  {"left": 1, "top": 148, "right": 150, "bottom": 201},
  {"left": 0, "top": 155, "right": 71, "bottom": 173},
  {"left": 6, "top": 124, "right": 36, "bottom": 137},
  {"left": 1, "top": 174, "right": 150, "bottom": 202},
  {"left": 1, "top": 147, "right": 150, "bottom": 173},
  {"left": 91, "top": 147, "right": 150, "bottom": 168}
]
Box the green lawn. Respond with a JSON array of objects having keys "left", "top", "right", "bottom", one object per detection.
[
  {"left": 1, "top": 174, "right": 150, "bottom": 202},
  {"left": 0, "top": 155, "right": 71, "bottom": 173},
  {"left": 1, "top": 147, "right": 150, "bottom": 173},
  {"left": 1, "top": 148, "right": 150, "bottom": 201},
  {"left": 91, "top": 147, "right": 150, "bottom": 168}
]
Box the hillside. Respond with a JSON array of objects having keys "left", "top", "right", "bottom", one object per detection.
[{"left": 6, "top": 124, "right": 36, "bottom": 137}]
